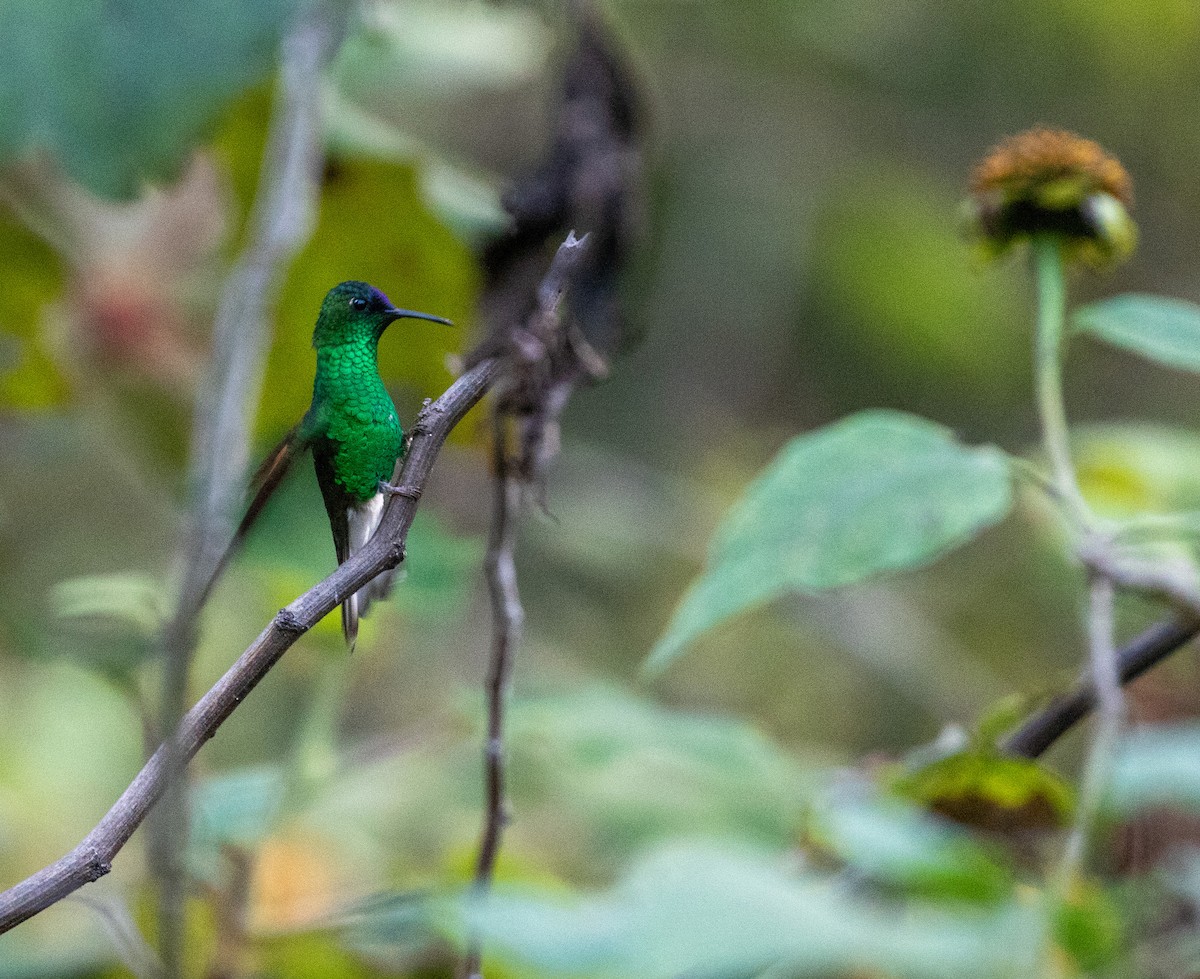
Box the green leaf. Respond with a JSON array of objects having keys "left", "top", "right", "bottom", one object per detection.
[
  {"left": 1107, "top": 724, "right": 1200, "bottom": 814},
  {"left": 647, "top": 411, "right": 1013, "bottom": 672},
  {"left": 330, "top": 0, "right": 551, "bottom": 95},
  {"left": 809, "top": 788, "right": 1013, "bottom": 903},
  {"left": 1074, "top": 424, "right": 1200, "bottom": 517},
  {"left": 506, "top": 688, "right": 811, "bottom": 853},
  {"left": 51, "top": 572, "right": 167, "bottom": 637},
  {"left": 1055, "top": 885, "right": 1125, "bottom": 974},
  {"left": 892, "top": 750, "right": 1073, "bottom": 832},
  {"left": 1074, "top": 294, "right": 1200, "bottom": 374},
  {"left": 342, "top": 891, "right": 448, "bottom": 966},
  {"left": 50, "top": 572, "right": 166, "bottom": 686},
  {"left": 0, "top": 0, "right": 302, "bottom": 198},
  {"left": 189, "top": 766, "right": 285, "bottom": 883},
  {"left": 322, "top": 92, "right": 507, "bottom": 241},
  {"left": 259, "top": 932, "right": 382, "bottom": 979},
  {"left": 308, "top": 687, "right": 810, "bottom": 911},
  {"left": 445, "top": 844, "right": 1039, "bottom": 979},
  {"left": 0, "top": 211, "right": 69, "bottom": 411}
]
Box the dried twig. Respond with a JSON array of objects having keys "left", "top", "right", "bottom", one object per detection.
[
  {"left": 454, "top": 15, "right": 641, "bottom": 974},
  {"left": 0, "top": 357, "right": 499, "bottom": 936},
  {"left": 461, "top": 233, "right": 591, "bottom": 979},
  {"left": 467, "top": 2, "right": 641, "bottom": 409},
  {"left": 461, "top": 416, "right": 523, "bottom": 979},
  {"left": 1004, "top": 617, "right": 1199, "bottom": 758}
]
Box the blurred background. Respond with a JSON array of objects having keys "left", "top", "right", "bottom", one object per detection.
[{"left": 4, "top": 0, "right": 1200, "bottom": 973}]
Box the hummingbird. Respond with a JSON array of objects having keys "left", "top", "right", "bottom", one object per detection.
[{"left": 213, "top": 281, "right": 451, "bottom": 648}]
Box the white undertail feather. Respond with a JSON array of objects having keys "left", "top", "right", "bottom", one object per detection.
[{"left": 342, "top": 492, "right": 398, "bottom": 647}]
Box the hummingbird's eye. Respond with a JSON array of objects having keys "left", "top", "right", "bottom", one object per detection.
[{"left": 349, "top": 297, "right": 368, "bottom": 311}]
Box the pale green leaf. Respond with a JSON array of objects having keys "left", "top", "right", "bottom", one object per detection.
[
  {"left": 506, "top": 688, "right": 812, "bottom": 850},
  {"left": 810, "top": 788, "right": 1012, "bottom": 902},
  {"left": 52, "top": 572, "right": 167, "bottom": 636},
  {"left": 331, "top": 0, "right": 551, "bottom": 96},
  {"left": 447, "top": 844, "right": 1039, "bottom": 979},
  {"left": 1107, "top": 724, "right": 1200, "bottom": 814},
  {"left": 1074, "top": 294, "right": 1200, "bottom": 373},
  {"left": 189, "top": 766, "right": 285, "bottom": 883},
  {"left": 1073, "top": 424, "right": 1200, "bottom": 517},
  {"left": 648, "top": 411, "right": 1013, "bottom": 672}
]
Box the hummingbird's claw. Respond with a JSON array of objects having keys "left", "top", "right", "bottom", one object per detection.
[{"left": 379, "top": 479, "right": 422, "bottom": 501}]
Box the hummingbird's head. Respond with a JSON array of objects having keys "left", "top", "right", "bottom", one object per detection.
[{"left": 312, "top": 281, "right": 452, "bottom": 348}]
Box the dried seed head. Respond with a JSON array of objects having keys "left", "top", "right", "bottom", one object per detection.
[{"left": 965, "top": 127, "right": 1136, "bottom": 266}]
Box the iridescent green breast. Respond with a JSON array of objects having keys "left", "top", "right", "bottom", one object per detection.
[{"left": 305, "top": 343, "right": 404, "bottom": 502}]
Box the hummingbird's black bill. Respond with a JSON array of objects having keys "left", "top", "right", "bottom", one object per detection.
[{"left": 384, "top": 307, "right": 453, "bottom": 326}]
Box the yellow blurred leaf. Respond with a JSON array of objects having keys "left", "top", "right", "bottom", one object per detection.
[{"left": 0, "top": 210, "right": 69, "bottom": 411}]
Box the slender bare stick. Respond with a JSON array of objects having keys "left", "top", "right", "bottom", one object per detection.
[
  {"left": 152, "top": 8, "right": 339, "bottom": 969},
  {"left": 478, "top": 417, "right": 524, "bottom": 882},
  {"left": 460, "top": 232, "right": 592, "bottom": 979},
  {"left": 461, "top": 415, "right": 525, "bottom": 979},
  {"left": 1053, "top": 575, "right": 1123, "bottom": 896},
  {"left": 0, "top": 357, "right": 500, "bottom": 936}
]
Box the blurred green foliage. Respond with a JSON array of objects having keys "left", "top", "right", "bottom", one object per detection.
[
  {"left": 6, "top": 0, "right": 1200, "bottom": 976},
  {"left": 0, "top": 0, "right": 299, "bottom": 198},
  {"left": 1074, "top": 293, "right": 1200, "bottom": 374},
  {"left": 649, "top": 411, "right": 1014, "bottom": 672},
  {"left": 0, "top": 213, "right": 67, "bottom": 410},
  {"left": 446, "top": 842, "right": 1042, "bottom": 979}
]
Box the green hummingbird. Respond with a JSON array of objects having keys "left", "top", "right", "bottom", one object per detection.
[{"left": 219, "top": 281, "right": 451, "bottom": 647}]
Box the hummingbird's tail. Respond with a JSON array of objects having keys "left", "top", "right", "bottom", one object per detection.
[{"left": 341, "top": 491, "right": 398, "bottom": 649}]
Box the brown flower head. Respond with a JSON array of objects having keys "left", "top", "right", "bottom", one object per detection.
[{"left": 966, "top": 127, "right": 1136, "bottom": 265}]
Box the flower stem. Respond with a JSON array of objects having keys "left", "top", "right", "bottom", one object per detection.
[
  {"left": 1038, "top": 574, "right": 1124, "bottom": 974},
  {"left": 1033, "top": 236, "right": 1090, "bottom": 529}
]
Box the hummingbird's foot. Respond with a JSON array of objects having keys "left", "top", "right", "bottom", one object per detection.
[{"left": 379, "top": 479, "right": 422, "bottom": 502}]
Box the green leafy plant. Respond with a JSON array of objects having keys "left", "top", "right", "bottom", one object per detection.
[
  {"left": 623, "top": 127, "right": 1200, "bottom": 976},
  {"left": 9, "top": 2, "right": 1200, "bottom": 974}
]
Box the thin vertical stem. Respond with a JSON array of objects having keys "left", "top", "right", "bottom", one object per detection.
[
  {"left": 462, "top": 413, "right": 525, "bottom": 979},
  {"left": 1032, "top": 236, "right": 1089, "bottom": 527},
  {"left": 153, "top": 6, "right": 338, "bottom": 972},
  {"left": 1054, "top": 575, "right": 1124, "bottom": 890}
]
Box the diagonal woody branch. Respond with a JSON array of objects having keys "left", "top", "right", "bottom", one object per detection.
[
  {"left": 0, "top": 357, "right": 500, "bottom": 936},
  {"left": 1004, "top": 616, "right": 1200, "bottom": 758}
]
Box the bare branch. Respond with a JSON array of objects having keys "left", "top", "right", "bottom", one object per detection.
[
  {"left": 0, "top": 357, "right": 500, "bottom": 936},
  {"left": 1004, "top": 616, "right": 1199, "bottom": 758},
  {"left": 476, "top": 417, "right": 524, "bottom": 884},
  {"left": 461, "top": 415, "right": 524, "bottom": 979},
  {"left": 460, "top": 232, "right": 591, "bottom": 979}
]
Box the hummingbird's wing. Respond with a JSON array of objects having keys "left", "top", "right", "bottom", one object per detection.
[
  {"left": 198, "top": 424, "right": 308, "bottom": 606},
  {"left": 311, "top": 443, "right": 358, "bottom": 647},
  {"left": 311, "top": 443, "right": 397, "bottom": 650},
  {"left": 238, "top": 425, "right": 307, "bottom": 541}
]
